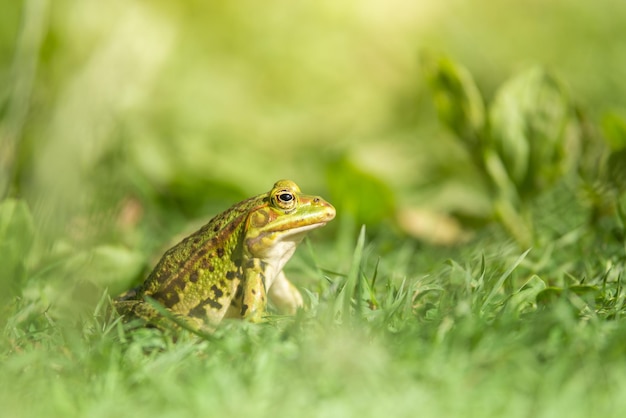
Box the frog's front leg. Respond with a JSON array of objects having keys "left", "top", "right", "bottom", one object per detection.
[
  {"left": 268, "top": 271, "right": 303, "bottom": 314},
  {"left": 241, "top": 258, "right": 268, "bottom": 322}
]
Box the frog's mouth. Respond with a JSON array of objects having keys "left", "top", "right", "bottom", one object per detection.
[
  {"left": 273, "top": 221, "right": 329, "bottom": 241},
  {"left": 247, "top": 222, "right": 330, "bottom": 260},
  {"left": 269, "top": 204, "right": 336, "bottom": 237}
]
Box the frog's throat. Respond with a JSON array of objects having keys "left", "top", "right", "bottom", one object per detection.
[{"left": 245, "top": 222, "right": 327, "bottom": 260}]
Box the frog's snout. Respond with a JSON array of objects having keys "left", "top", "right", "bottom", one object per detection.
[{"left": 314, "top": 198, "right": 336, "bottom": 222}]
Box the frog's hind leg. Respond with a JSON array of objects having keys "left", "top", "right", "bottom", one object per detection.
[
  {"left": 267, "top": 271, "right": 303, "bottom": 315},
  {"left": 114, "top": 298, "right": 213, "bottom": 334},
  {"left": 111, "top": 299, "right": 156, "bottom": 327},
  {"left": 114, "top": 285, "right": 142, "bottom": 302}
]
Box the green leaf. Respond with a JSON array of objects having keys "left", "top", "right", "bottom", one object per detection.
[
  {"left": 504, "top": 275, "right": 547, "bottom": 315},
  {"left": 536, "top": 287, "right": 564, "bottom": 306},
  {"left": 488, "top": 67, "right": 580, "bottom": 195},
  {"left": 0, "top": 199, "right": 36, "bottom": 302},
  {"left": 88, "top": 245, "right": 147, "bottom": 288},
  {"left": 326, "top": 158, "right": 395, "bottom": 227},
  {"left": 536, "top": 285, "right": 600, "bottom": 310},
  {"left": 481, "top": 248, "right": 531, "bottom": 311},
  {"left": 424, "top": 55, "right": 486, "bottom": 148},
  {"left": 601, "top": 111, "right": 626, "bottom": 151},
  {"left": 607, "top": 148, "right": 626, "bottom": 193}
]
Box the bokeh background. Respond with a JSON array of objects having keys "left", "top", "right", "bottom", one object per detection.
[
  {"left": 4, "top": 3, "right": 626, "bottom": 417},
  {"left": 2, "top": 0, "right": 626, "bottom": 297}
]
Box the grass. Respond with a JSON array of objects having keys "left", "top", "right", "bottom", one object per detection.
[{"left": 2, "top": 186, "right": 626, "bottom": 418}]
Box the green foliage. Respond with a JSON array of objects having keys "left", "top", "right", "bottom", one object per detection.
[
  {"left": 607, "top": 149, "right": 626, "bottom": 194},
  {"left": 326, "top": 158, "right": 396, "bottom": 227},
  {"left": 0, "top": 199, "right": 35, "bottom": 305},
  {"left": 423, "top": 55, "right": 485, "bottom": 151},
  {"left": 601, "top": 111, "right": 626, "bottom": 152},
  {"left": 425, "top": 56, "right": 583, "bottom": 246},
  {"left": 603, "top": 113, "right": 626, "bottom": 196},
  {"left": 489, "top": 68, "right": 580, "bottom": 195}
]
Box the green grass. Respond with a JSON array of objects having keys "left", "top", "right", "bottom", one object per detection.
[{"left": 2, "top": 192, "right": 626, "bottom": 418}]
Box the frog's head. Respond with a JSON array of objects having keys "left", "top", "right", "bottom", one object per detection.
[{"left": 244, "top": 180, "right": 335, "bottom": 259}]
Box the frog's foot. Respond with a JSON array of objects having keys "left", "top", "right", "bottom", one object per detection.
[
  {"left": 114, "top": 286, "right": 141, "bottom": 302},
  {"left": 268, "top": 271, "right": 304, "bottom": 315}
]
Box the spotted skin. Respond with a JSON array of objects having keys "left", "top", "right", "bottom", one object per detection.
[{"left": 114, "top": 180, "right": 335, "bottom": 332}]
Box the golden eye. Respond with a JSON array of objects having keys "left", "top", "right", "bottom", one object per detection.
[{"left": 274, "top": 190, "right": 296, "bottom": 210}]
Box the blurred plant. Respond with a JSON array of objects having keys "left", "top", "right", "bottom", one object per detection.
[
  {"left": 0, "top": 0, "right": 49, "bottom": 198},
  {"left": 0, "top": 196, "right": 146, "bottom": 330},
  {"left": 601, "top": 112, "right": 626, "bottom": 240},
  {"left": 325, "top": 157, "right": 396, "bottom": 228},
  {"left": 424, "top": 55, "right": 582, "bottom": 247},
  {"left": 602, "top": 112, "right": 626, "bottom": 197},
  {"left": 0, "top": 199, "right": 36, "bottom": 308}
]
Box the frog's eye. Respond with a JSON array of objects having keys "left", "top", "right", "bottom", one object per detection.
[{"left": 274, "top": 190, "right": 297, "bottom": 210}]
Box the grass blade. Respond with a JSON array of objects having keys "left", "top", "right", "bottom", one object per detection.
[
  {"left": 334, "top": 225, "right": 366, "bottom": 321},
  {"left": 481, "top": 248, "right": 531, "bottom": 311}
]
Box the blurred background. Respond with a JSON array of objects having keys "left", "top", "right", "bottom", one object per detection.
[{"left": 2, "top": 0, "right": 626, "bottom": 309}]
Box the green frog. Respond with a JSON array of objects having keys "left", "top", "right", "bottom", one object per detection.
[{"left": 114, "top": 180, "right": 335, "bottom": 332}]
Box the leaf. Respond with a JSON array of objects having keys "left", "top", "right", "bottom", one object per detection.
[
  {"left": 536, "top": 287, "right": 564, "bottom": 306},
  {"left": 607, "top": 148, "right": 626, "bottom": 193},
  {"left": 601, "top": 111, "right": 626, "bottom": 151},
  {"left": 481, "top": 248, "right": 531, "bottom": 311},
  {"left": 88, "top": 245, "right": 146, "bottom": 288},
  {"left": 489, "top": 67, "right": 580, "bottom": 195},
  {"left": 0, "top": 199, "right": 36, "bottom": 301},
  {"left": 536, "top": 285, "right": 600, "bottom": 309},
  {"left": 326, "top": 158, "right": 395, "bottom": 227},
  {"left": 424, "top": 55, "right": 486, "bottom": 148},
  {"left": 504, "top": 275, "right": 547, "bottom": 315}
]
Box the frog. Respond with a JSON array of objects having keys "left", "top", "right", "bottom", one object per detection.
[{"left": 113, "top": 179, "right": 335, "bottom": 332}]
